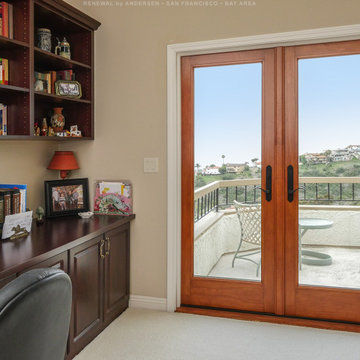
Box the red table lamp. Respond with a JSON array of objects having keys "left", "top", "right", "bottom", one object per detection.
[{"left": 47, "top": 151, "right": 80, "bottom": 180}]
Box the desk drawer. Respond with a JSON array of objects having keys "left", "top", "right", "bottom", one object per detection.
[{"left": 19, "top": 252, "right": 68, "bottom": 275}]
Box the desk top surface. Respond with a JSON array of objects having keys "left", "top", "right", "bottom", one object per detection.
[{"left": 0, "top": 214, "right": 135, "bottom": 276}]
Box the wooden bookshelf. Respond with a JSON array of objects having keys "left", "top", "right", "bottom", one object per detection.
[{"left": 0, "top": 0, "right": 100, "bottom": 139}]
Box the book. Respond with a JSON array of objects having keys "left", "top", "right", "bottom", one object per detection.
[
  {"left": 0, "top": 184, "right": 27, "bottom": 212},
  {"left": 2, "top": 2, "right": 8, "bottom": 38},
  {"left": 0, "top": 103, "right": 7, "bottom": 135},
  {"left": 94, "top": 181, "right": 133, "bottom": 216},
  {"left": 0, "top": 2, "right": 12, "bottom": 38},
  {"left": 3, "top": 58, "right": 8, "bottom": 84},
  {"left": 0, "top": 106, "right": 2, "bottom": 136},
  {"left": 50, "top": 71, "right": 56, "bottom": 94},
  {"left": 0, "top": 58, "right": 8, "bottom": 85},
  {"left": 8, "top": 3, "right": 12, "bottom": 39},
  {"left": 11, "top": 189, "right": 20, "bottom": 214},
  {"left": 0, "top": 5, "right": 3, "bottom": 37},
  {"left": 0, "top": 193, "right": 4, "bottom": 223},
  {"left": 0, "top": 189, "right": 12, "bottom": 217},
  {"left": 3, "top": 103, "right": 6, "bottom": 135}
]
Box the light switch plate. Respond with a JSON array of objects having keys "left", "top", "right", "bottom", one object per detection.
[{"left": 144, "top": 157, "right": 159, "bottom": 173}]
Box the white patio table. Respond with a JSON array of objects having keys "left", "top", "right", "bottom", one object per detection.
[{"left": 298, "top": 218, "right": 333, "bottom": 269}]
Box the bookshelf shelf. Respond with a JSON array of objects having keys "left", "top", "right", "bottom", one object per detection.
[
  {"left": 0, "top": 0, "right": 100, "bottom": 139},
  {"left": 35, "top": 91, "right": 91, "bottom": 104},
  {"left": 0, "top": 84, "right": 29, "bottom": 94},
  {"left": 0, "top": 135, "right": 93, "bottom": 140},
  {"left": 0, "top": 135, "right": 30, "bottom": 140},
  {"left": 0, "top": 36, "right": 29, "bottom": 49},
  {"left": 34, "top": 47, "right": 91, "bottom": 71}
]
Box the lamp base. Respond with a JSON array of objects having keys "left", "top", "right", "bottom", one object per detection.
[{"left": 60, "top": 170, "right": 69, "bottom": 180}]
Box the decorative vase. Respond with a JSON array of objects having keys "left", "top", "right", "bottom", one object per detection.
[
  {"left": 50, "top": 107, "right": 65, "bottom": 132},
  {"left": 36, "top": 28, "right": 52, "bottom": 52}
]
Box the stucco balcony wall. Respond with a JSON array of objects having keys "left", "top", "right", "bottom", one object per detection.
[{"left": 194, "top": 207, "right": 360, "bottom": 277}]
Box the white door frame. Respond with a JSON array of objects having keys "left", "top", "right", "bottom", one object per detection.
[{"left": 166, "top": 24, "right": 360, "bottom": 312}]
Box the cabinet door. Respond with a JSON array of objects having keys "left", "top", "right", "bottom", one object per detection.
[
  {"left": 103, "top": 223, "right": 130, "bottom": 325},
  {"left": 69, "top": 235, "right": 104, "bottom": 356},
  {"left": 19, "top": 252, "right": 68, "bottom": 274}
]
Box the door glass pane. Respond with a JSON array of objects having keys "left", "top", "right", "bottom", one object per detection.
[
  {"left": 298, "top": 54, "right": 360, "bottom": 289},
  {"left": 193, "top": 63, "right": 262, "bottom": 281}
]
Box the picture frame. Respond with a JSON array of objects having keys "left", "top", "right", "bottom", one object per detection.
[
  {"left": 44, "top": 178, "right": 89, "bottom": 218},
  {"left": 55, "top": 80, "right": 82, "bottom": 98},
  {"left": 34, "top": 79, "right": 48, "bottom": 92}
]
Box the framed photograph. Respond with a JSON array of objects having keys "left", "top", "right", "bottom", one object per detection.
[
  {"left": 44, "top": 178, "right": 89, "bottom": 218},
  {"left": 34, "top": 79, "right": 48, "bottom": 92},
  {"left": 55, "top": 80, "right": 82, "bottom": 98}
]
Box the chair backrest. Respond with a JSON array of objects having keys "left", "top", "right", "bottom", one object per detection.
[
  {"left": 234, "top": 200, "right": 261, "bottom": 246},
  {"left": 0, "top": 268, "right": 72, "bottom": 360}
]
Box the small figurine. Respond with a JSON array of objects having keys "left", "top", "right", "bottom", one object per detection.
[
  {"left": 41, "top": 117, "right": 48, "bottom": 136},
  {"left": 55, "top": 37, "right": 71, "bottom": 59},
  {"left": 34, "top": 122, "right": 40, "bottom": 136},
  {"left": 35, "top": 206, "right": 45, "bottom": 225},
  {"left": 48, "top": 127, "right": 55, "bottom": 136}
]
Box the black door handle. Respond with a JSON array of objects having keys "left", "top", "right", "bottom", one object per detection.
[
  {"left": 256, "top": 165, "right": 272, "bottom": 202},
  {"left": 287, "top": 165, "right": 303, "bottom": 202}
]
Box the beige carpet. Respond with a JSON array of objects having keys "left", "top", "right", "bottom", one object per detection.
[{"left": 74, "top": 308, "right": 360, "bottom": 360}]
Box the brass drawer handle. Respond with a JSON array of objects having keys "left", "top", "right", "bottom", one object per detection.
[
  {"left": 105, "top": 237, "right": 111, "bottom": 256},
  {"left": 100, "top": 239, "right": 105, "bottom": 258}
]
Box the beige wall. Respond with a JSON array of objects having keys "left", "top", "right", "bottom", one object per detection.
[
  {"left": 0, "top": 141, "right": 58, "bottom": 210},
  {"left": 2, "top": 0, "right": 359, "bottom": 298}
]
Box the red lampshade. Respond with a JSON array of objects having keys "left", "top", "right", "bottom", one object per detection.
[{"left": 47, "top": 151, "right": 80, "bottom": 180}]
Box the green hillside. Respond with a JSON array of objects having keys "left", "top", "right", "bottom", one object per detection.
[{"left": 195, "top": 158, "right": 360, "bottom": 190}]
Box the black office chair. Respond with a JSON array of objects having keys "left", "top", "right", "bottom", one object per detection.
[{"left": 0, "top": 268, "right": 72, "bottom": 360}]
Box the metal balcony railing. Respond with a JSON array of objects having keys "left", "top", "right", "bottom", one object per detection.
[{"left": 194, "top": 177, "right": 360, "bottom": 222}]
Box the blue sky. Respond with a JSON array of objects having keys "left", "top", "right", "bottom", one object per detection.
[{"left": 194, "top": 54, "right": 360, "bottom": 168}]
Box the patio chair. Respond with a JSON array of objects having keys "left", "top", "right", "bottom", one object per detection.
[{"left": 232, "top": 200, "right": 261, "bottom": 276}]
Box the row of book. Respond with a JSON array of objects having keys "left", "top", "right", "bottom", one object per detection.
[
  {"left": 0, "top": 184, "right": 27, "bottom": 232},
  {"left": 0, "top": 103, "right": 7, "bottom": 135},
  {"left": 0, "top": 58, "right": 8, "bottom": 85},
  {"left": 34, "top": 70, "right": 75, "bottom": 94},
  {"left": 0, "top": 2, "right": 14, "bottom": 39}
]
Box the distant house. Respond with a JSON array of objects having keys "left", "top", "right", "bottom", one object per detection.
[
  {"left": 202, "top": 166, "right": 220, "bottom": 175},
  {"left": 303, "top": 153, "right": 328, "bottom": 164},
  {"left": 331, "top": 149, "right": 353, "bottom": 162},
  {"left": 225, "top": 163, "right": 246, "bottom": 173},
  {"left": 346, "top": 145, "right": 360, "bottom": 159},
  {"left": 346, "top": 145, "right": 360, "bottom": 152}
]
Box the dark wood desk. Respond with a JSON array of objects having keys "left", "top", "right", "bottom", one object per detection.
[{"left": 0, "top": 214, "right": 135, "bottom": 359}]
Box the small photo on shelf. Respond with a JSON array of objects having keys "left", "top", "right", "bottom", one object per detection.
[
  {"left": 55, "top": 80, "right": 82, "bottom": 99},
  {"left": 94, "top": 181, "right": 133, "bottom": 216}
]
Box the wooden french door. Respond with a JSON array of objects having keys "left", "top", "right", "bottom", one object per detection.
[
  {"left": 182, "top": 39, "right": 360, "bottom": 324},
  {"left": 181, "top": 49, "right": 278, "bottom": 313},
  {"left": 284, "top": 40, "right": 360, "bottom": 323}
]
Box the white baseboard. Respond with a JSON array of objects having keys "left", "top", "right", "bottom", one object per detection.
[{"left": 129, "top": 295, "right": 167, "bottom": 311}]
